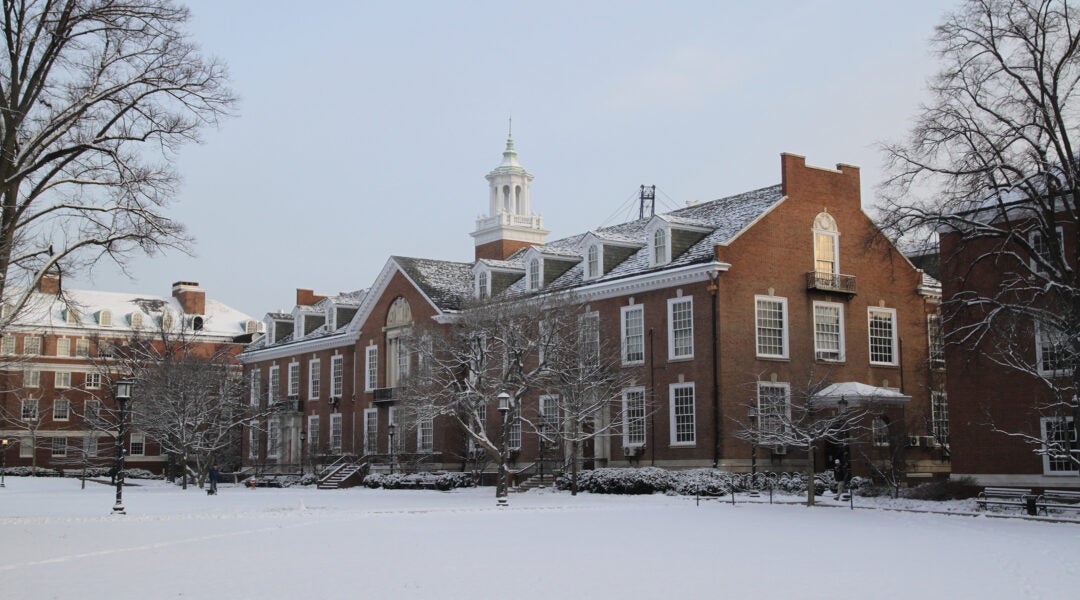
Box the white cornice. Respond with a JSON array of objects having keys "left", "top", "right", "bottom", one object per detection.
[
  {"left": 573, "top": 261, "right": 730, "bottom": 301},
  {"left": 239, "top": 332, "right": 352, "bottom": 364}
]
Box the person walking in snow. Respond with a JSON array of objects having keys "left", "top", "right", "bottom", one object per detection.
[
  {"left": 833, "top": 459, "right": 848, "bottom": 498},
  {"left": 208, "top": 464, "right": 220, "bottom": 495}
]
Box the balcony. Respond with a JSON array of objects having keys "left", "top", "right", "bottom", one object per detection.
[{"left": 806, "top": 271, "right": 857, "bottom": 295}]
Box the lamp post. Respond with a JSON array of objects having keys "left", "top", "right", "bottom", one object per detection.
[
  {"left": 1, "top": 437, "right": 9, "bottom": 488},
  {"left": 496, "top": 391, "right": 512, "bottom": 507},
  {"left": 837, "top": 397, "right": 850, "bottom": 501},
  {"left": 299, "top": 429, "right": 306, "bottom": 477},
  {"left": 388, "top": 422, "right": 396, "bottom": 475},
  {"left": 747, "top": 405, "right": 759, "bottom": 498},
  {"left": 112, "top": 379, "right": 133, "bottom": 515}
]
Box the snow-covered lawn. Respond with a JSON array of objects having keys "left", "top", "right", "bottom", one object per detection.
[{"left": 2, "top": 478, "right": 1077, "bottom": 599}]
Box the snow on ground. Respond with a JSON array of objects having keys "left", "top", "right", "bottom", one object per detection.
[{"left": 1, "top": 478, "right": 1077, "bottom": 600}]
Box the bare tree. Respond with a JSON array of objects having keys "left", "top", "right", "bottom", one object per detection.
[
  {"left": 880, "top": 0, "right": 1080, "bottom": 474},
  {"left": 533, "top": 310, "right": 645, "bottom": 495},
  {"left": 0, "top": 0, "right": 235, "bottom": 327},
  {"left": 0, "top": 386, "right": 48, "bottom": 474}
]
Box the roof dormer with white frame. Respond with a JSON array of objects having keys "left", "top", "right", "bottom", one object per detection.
[
  {"left": 577, "top": 231, "right": 645, "bottom": 281},
  {"left": 645, "top": 214, "right": 713, "bottom": 268}
]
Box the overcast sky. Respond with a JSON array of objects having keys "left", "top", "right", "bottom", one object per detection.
[{"left": 65, "top": 0, "right": 957, "bottom": 319}]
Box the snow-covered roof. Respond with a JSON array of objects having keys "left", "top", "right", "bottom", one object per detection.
[
  {"left": 5, "top": 286, "right": 257, "bottom": 339},
  {"left": 393, "top": 256, "right": 475, "bottom": 311},
  {"left": 812, "top": 382, "right": 912, "bottom": 405}
]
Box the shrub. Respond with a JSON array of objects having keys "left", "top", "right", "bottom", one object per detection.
[
  {"left": 557, "top": 467, "right": 677, "bottom": 494},
  {"left": 362, "top": 471, "right": 475, "bottom": 490},
  {"left": 902, "top": 476, "right": 980, "bottom": 501}
]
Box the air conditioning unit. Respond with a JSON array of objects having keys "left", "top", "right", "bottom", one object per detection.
[
  {"left": 772, "top": 445, "right": 787, "bottom": 455},
  {"left": 622, "top": 445, "right": 644, "bottom": 458},
  {"left": 921, "top": 436, "right": 938, "bottom": 448},
  {"left": 908, "top": 436, "right": 921, "bottom": 447}
]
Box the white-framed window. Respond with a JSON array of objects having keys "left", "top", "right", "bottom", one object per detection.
[
  {"left": 52, "top": 437, "right": 68, "bottom": 457},
  {"left": 652, "top": 227, "right": 668, "bottom": 265},
  {"left": 477, "top": 271, "right": 489, "bottom": 299},
  {"left": 268, "top": 365, "right": 280, "bottom": 404},
  {"left": 872, "top": 417, "right": 890, "bottom": 447},
  {"left": 813, "top": 301, "right": 845, "bottom": 362},
  {"left": 813, "top": 212, "right": 839, "bottom": 275},
  {"left": 130, "top": 312, "right": 144, "bottom": 329},
  {"left": 75, "top": 338, "right": 89, "bottom": 357},
  {"left": 248, "top": 424, "right": 259, "bottom": 460},
  {"left": 55, "top": 371, "right": 71, "bottom": 389},
  {"left": 25, "top": 370, "right": 41, "bottom": 388},
  {"left": 580, "top": 311, "right": 600, "bottom": 367},
  {"left": 266, "top": 421, "right": 280, "bottom": 458},
  {"left": 307, "top": 415, "right": 320, "bottom": 452},
  {"left": 931, "top": 391, "right": 949, "bottom": 445},
  {"left": 97, "top": 340, "right": 115, "bottom": 358},
  {"left": 528, "top": 258, "right": 541, "bottom": 291},
  {"left": 1029, "top": 226, "right": 1064, "bottom": 274},
  {"left": 868, "top": 307, "right": 898, "bottom": 366},
  {"left": 669, "top": 383, "right": 696, "bottom": 445},
  {"left": 309, "top": 359, "right": 321, "bottom": 400},
  {"left": 622, "top": 387, "right": 646, "bottom": 447},
  {"left": 161, "top": 311, "right": 175, "bottom": 331},
  {"left": 85, "top": 435, "right": 98, "bottom": 457},
  {"left": 288, "top": 362, "right": 300, "bottom": 397},
  {"left": 621, "top": 304, "right": 645, "bottom": 364},
  {"left": 85, "top": 372, "right": 102, "bottom": 390},
  {"left": 22, "top": 336, "right": 41, "bottom": 355},
  {"left": 928, "top": 313, "right": 945, "bottom": 369},
  {"left": 19, "top": 437, "right": 33, "bottom": 457},
  {"left": 418, "top": 416, "right": 435, "bottom": 453},
  {"left": 1036, "top": 322, "right": 1070, "bottom": 375},
  {"left": 755, "top": 296, "right": 789, "bottom": 359},
  {"left": 98, "top": 310, "right": 112, "bottom": 327},
  {"left": 56, "top": 338, "right": 70, "bottom": 357},
  {"left": 668, "top": 297, "right": 694, "bottom": 360},
  {"left": 249, "top": 369, "right": 261, "bottom": 406},
  {"left": 329, "top": 413, "right": 343, "bottom": 453},
  {"left": 757, "top": 382, "right": 790, "bottom": 442},
  {"left": 86, "top": 400, "right": 101, "bottom": 424},
  {"left": 53, "top": 397, "right": 70, "bottom": 420},
  {"left": 364, "top": 408, "right": 378, "bottom": 455},
  {"left": 365, "top": 346, "right": 378, "bottom": 391},
  {"left": 331, "top": 355, "right": 344, "bottom": 397},
  {"left": 540, "top": 394, "right": 560, "bottom": 443},
  {"left": 65, "top": 308, "right": 79, "bottom": 325},
  {"left": 1041, "top": 417, "right": 1078, "bottom": 475},
  {"left": 586, "top": 244, "right": 601, "bottom": 279},
  {"left": 130, "top": 433, "right": 146, "bottom": 456},
  {"left": 388, "top": 407, "right": 403, "bottom": 453},
  {"left": 1, "top": 335, "right": 14, "bottom": 355},
  {"left": 508, "top": 415, "right": 521, "bottom": 451}
]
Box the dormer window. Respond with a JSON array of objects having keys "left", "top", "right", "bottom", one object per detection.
[
  {"left": 813, "top": 212, "right": 839, "bottom": 275},
  {"left": 130, "top": 312, "right": 144, "bottom": 329},
  {"left": 528, "top": 258, "right": 541, "bottom": 291},
  {"left": 245, "top": 320, "right": 259, "bottom": 334},
  {"left": 162, "top": 312, "right": 174, "bottom": 331},
  {"left": 652, "top": 228, "right": 669, "bottom": 266},
  {"left": 477, "top": 271, "right": 490, "bottom": 299},
  {"left": 98, "top": 310, "right": 112, "bottom": 327},
  {"left": 65, "top": 308, "right": 79, "bottom": 325},
  {"left": 586, "top": 245, "right": 601, "bottom": 279}
]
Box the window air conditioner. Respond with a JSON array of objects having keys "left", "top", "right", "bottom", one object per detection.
[
  {"left": 772, "top": 445, "right": 787, "bottom": 455},
  {"left": 908, "top": 436, "right": 921, "bottom": 447}
]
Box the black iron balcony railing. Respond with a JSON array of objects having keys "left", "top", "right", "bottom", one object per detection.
[{"left": 806, "top": 271, "right": 857, "bottom": 295}]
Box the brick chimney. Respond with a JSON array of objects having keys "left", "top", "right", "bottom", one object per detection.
[
  {"left": 296, "top": 288, "right": 327, "bottom": 307},
  {"left": 172, "top": 281, "right": 205, "bottom": 315},
  {"left": 37, "top": 272, "right": 61, "bottom": 295}
]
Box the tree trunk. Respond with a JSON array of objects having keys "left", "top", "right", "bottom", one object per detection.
[
  {"left": 181, "top": 453, "right": 188, "bottom": 490},
  {"left": 571, "top": 438, "right": 580, "bottom": 496},
  {"left": 806, "top": 442, "right": 816, "bottom": 507}
]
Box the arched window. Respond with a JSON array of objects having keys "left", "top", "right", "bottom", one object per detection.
[
  {"left": 514, "top": 185, "right": 522, "bottom": 213},
  {"left": 813, "top": 212, "right": 839, "bottom": 275},
  {"left": 653, "top": 228, "right": 668, "bottom": 265},
  {"left": 98, "top": 310, "right": 112, "bottom": 327},
  {"left": 529, "top": 258, "right": 541, "bottom": 290},
  {"left": 130, "top": 312, "right": 144, "bottom": 329},
  {"left": 587, "top": 245, "right": 600, "bottom": 279},
  {"left": 162, "top": 312, "right": 174, "bottom": 331},
  {"left": 386, "top": 297, "right": 413, "bottom": 388},
  {"left": 503, "top": 185, "right": 511, "bottom": 212}
]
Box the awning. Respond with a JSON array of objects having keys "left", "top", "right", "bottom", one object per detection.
[{"left": 812, "top": 382, "right": 911, "bottom": 406}]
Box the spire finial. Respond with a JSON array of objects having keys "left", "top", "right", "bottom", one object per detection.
[
  {"left": 504, "top": 115, "right": 516, "bottom": 153},
  {"left": 508, "top": 114, "right": 513, "bottom": 138}
]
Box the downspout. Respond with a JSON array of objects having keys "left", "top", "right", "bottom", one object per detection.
[
  {"left": 649, "top": 328, "right": 656, "bottom": 466},
  {"left": 707, "top": 271, "right": 721, "bottom": 468}
]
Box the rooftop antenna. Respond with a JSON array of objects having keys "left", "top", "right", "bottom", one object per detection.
[{"left": 639, "top": 185, "right": 656, "bottom": 220}]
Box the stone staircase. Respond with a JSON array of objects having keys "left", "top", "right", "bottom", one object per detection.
[
  {"left": 317, "top": 462, "right": 367, "bottom": 489},
  {"left": 514, "top": 473, "right": 557, "bottom": 492}
]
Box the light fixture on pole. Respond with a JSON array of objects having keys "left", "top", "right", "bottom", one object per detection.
[
  {"left": 747, "top": 405, "right": 759, "bottom": 498},
  {"left": 112, "top": 378, "right": 133, "bottom": 515},
  {"left": 388, "top": 422, "right": 396, "bottom": 475},
  {"left": 299, "top": 429, "right": 306, "bottom": 477},
  {"left": 496, "top": 391, "right": 512, "bottom": 507},
  {"left": 1, "top": 437, "right": 8, "bottom": 488}
]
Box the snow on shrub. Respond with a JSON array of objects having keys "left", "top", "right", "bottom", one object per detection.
[
  {"left": 555, "top": 468, "right": 826, "bottom": 496},
  {"left": 556, "top": 467, "right": 677, "bottom": 494},
  {"left": 363, "top": 472, "right": 475, "bottom": 490}
]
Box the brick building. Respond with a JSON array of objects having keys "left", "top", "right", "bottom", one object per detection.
[
  {"left": 242, "top": 137, "right": 948, "bottom": 485},
  {"left": 0, "top": 278, "right": 259, "bottom": 474}
]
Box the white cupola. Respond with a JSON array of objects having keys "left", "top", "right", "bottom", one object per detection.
[{"left": 471, "top": 122, "right": 549, "bottom": 260}]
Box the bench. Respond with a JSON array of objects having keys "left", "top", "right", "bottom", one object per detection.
[
  {"left": 976, "top": 487, "right": 1033, "bottom": 511},
  {"left": 1037, "top": 490, "right": 1080, "bottom": 515}
]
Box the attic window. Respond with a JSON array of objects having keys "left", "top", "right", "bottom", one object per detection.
[
  {"left": 1, "top": 302, "right": 12, "bottom": 319},
  {"left": 652, "top": 227, "right": 669, "bottom": 266},
  {"left": 65, "top": 308, "right": 79, "bottom": 325},
  {"left": 529, "top": 258, "right": 541, "bottom": 291},
  {"left": 193, "top": 316, "right": 204, "bottom": 331},
  {"left": 98, "top": 310, "right": 112, "bottom": 327},
  {"left": 245, "top": 320, "right": 259, "bottom": 334},
  {"left": 586, "top": 245, "right": 601, "bottom": 279},
  {"left": 477, "top": 271, "right": 490, "bottom": 299},
  {"left": 162, "top": 312, "right": 174, "bottom": 331},
  {"left": 130, "top": 313, "right": 144, "bottom": 329}
]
